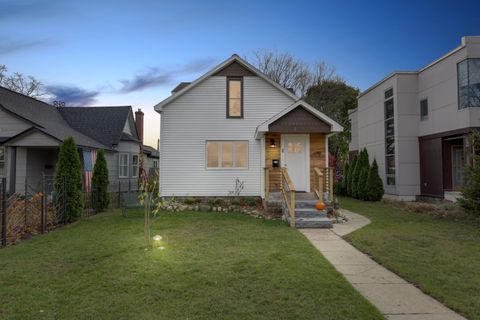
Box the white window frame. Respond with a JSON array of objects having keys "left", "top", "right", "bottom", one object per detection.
[
  {"left": 205, "top": 141, "right": 249, "bottom": 170},
  {"left": 0, "top": 147, "right": 5, "bottom": 177},
  {"left": 132, "top": 154, "right": 139, "bottom": 178},
  {"left": 119, "top": 153, "right": 129, "bottom": 178}
]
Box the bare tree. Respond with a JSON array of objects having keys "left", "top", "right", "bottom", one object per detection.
[
  {"left": 251, "top": 50, "right": 341, "bottom": 97},
  {"left": 0, "top": 64, "right": 44, "bottom": 98}
]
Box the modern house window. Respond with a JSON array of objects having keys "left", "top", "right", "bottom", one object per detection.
[
  {"left": 384, "top": 88, "right": 395, "bottom": 185},
  {"left": 227, "top": 77, "right": 243, "bottom": 118},
  {"left": 0, "top": 147, "right": 5, "bottom": 177},
  {"left": 458, "top": 58, "right": 480, "bottom": 109},
  {"left": 420, "top": 99, "right": 428, "bottom": 120},
  {"left": 119, "top": 153, "right": 129, "bottom": 178},
  {"left": 132, "top": 155, "right": 139, "bottom": 177},
  {"left": 206, "top": 141, "right": 248, "bottom": 169}
]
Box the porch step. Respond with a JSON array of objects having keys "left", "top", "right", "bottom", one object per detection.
[
  {"left": 295, "top": 208, "right": 327, "bottom": 218},
  {"left": 295, "top": 200, "right": 319, "bottom": 209},
  {"left": 286, "top": 216, "right": 333, "bottom": 228}
]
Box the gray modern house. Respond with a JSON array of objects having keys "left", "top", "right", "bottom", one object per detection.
[
  {"left": 349, "top": 36, "right": 480, "bottom": 200},
  {"left": 0, "top": 86, "right": 158, "bottom": 193}
]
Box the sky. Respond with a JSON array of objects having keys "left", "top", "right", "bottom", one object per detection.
[{"left": 1, "top": 0, "right": 479, "bottom": 148}]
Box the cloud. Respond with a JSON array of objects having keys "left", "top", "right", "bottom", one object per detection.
[
  {"left": 0, "top": 38, "right": 56, "bottom": 55},
  {"left": 118, "top": 58, "right": 216, "bottom": 93},
  {"left": 45, "top": 85, "right": 100, "bottom": 106}
]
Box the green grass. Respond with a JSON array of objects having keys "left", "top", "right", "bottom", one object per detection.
[
  {"left": 0, "top": 210, "right": 382, "bottom": 320},
  {"left": 339, "top": 197, "right": 480, "bottom": 320}
]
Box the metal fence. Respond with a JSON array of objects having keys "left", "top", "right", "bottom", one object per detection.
[{"left": 0, "top": 177, "right": 143, "bottom": 247}]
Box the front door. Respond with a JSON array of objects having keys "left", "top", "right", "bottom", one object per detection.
[
  {"left": 452, "top": 145, "right": 465, "bottom": 190},
  {"left": 281, "top": 134, "right": 309, "bottom": 192}
]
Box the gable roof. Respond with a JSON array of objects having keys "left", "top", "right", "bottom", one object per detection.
[
  {"left": 143, "top": 145, "right": 159, "bottom": 158},
  {"left": 0, "top": 87, "right": 105, "bottom": 149},
  {"left": 58, "top": 106, "right": 138, "bottom": 147},
  {"left": 154, "top": 54, "right": 299, "bottom": 112},
  {"left": 255, "top": 101, "right": 343, "bottom": 139}
]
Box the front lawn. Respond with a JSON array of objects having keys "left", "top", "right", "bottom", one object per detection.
[
  {"left": 0, "top": 210, "right": 382, "bottom": 319},
  {"left": 339, "top": 197, "right": 480, "bottom": 320}
]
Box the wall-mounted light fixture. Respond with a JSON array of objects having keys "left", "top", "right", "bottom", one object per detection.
[{"left": 270, "top": 138, "right": 276, "bottom": 148}]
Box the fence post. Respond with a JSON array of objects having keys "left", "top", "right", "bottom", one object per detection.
[
  {"left": 62, "top": 175, "right": 67, "bottom": 224},
  {"left": 1, "top": 178, "right": 7, "bottom": 246},
  {"left": 41, "top": 176, "right": 46, "bottom": 234},
  {"left": 24, "top": 176, "right": 28, "bottom": 226}
]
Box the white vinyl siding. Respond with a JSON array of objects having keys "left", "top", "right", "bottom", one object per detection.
[
  {"left": 119, "top": 153, "right": 129, "bottom": 178},
  {"left": 159, "top": 76, "right": 295, "bottom": 196}
]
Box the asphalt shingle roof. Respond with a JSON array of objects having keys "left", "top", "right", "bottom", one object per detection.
[
  {"left": 0, "top": 87, "right": 106, "bottom": 149},
  {"left": 59, "top": 106, "right": 138, "bottom": 147},
  {"left": 143, "top": 145, "right": 159, "bottom": 158}
]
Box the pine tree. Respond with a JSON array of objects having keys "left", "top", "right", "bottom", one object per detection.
[
  {"left": 347, "top": 155, "right": 358, "bottom": 197},
  {"left": 91, "top": 149, "right": 109, "bottom": 211},
  {"left": 458, "top": 155, "right": 480, "bottom": 216},
  {"left": 340, "top": 162, "right": 350, "bottom": 196},
  {"left": 357, "top": 163, "right": 371, "bottom": 200},
  {"left": 55, "top": 137, "right": 84, "bottom": 221},
  {"left": 366, "top": 159, "right": 384, "bottom": 201},
  {"left": 353, "top": 149, "right": 370, "bottom": 199}
]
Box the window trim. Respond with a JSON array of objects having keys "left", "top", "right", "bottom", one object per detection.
[
  {"left": 119, "top": 153, "right": 129, "bottom": 178},
  {"left": 205, "top": 140, "right": 249, "bottom": 170},
  {"left": 226, "top": 77, "right": 244, "bottom": 118},
  {"left": 132, "top": 154, "right": 139, "bottom": 178},
  {"left": 420, "top": 98, "right": 428, "bottom": 121}
]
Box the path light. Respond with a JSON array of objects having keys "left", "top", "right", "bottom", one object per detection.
[{"left": 153, "top": 235, "right": 162, "bottom": 241}]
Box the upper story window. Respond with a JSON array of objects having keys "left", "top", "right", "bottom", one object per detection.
[
  {"left": 420, "top": 99, "right": 428, "bottom": 121},
  {"left": 0, "top": 147, "right": 5, "bottom": 177},
  {"left": 458, "top": 58, "right": 480, "bottom": 109},
  {"left": 384, "top": 88, "right": 395, "bottom": 186},
  {"left": 206, "top": 141, "right": 248, "bottom": 169},
  {"left": 227, "top": 77, "right": 243, "bottom": 118},
  {"left": 119, "top": 153, "right": 129, "bottom": 178},
  {"left": 132, "top": 155, "right": 139, "bottom": 178}
]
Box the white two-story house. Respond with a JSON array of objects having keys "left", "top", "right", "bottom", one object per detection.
[
  {"left": 154, "top": 55, "right": 342, "bottom": 200},
  {"left": 349, "top": 36, "right": 480, "bottom": 200}
]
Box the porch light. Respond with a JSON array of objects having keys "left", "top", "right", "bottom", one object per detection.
[{"left": 270, "top": 139, "right": 276, "bottom": 148}]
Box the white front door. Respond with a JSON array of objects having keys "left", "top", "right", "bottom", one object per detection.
[{"left": 281, "top": 134, "right": 309, "bottom": 192}]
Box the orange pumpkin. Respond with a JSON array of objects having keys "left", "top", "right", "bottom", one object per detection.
[{"left": 316, "top": 201, "right": 326, "bottom": 210}]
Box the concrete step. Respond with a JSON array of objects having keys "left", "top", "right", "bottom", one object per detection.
[
  {"left": 286, "top": 216, "right": 333, "bottom": 228},
  {"left": 295, "top": 200, "right": 319, "bottom": 209},
  {"left": 295, "top": 208, "right": 327, "bottom": 218}
]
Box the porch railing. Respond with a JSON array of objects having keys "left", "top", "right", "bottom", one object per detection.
[
  {"left": 281, "top": 168, "right": 296, "bottom": 227},
  {"left": 314, "top": 167, "right": 334, "bottom": 201}
]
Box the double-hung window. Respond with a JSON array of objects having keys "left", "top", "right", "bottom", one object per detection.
[
  {"left": 207, "top": 141, "right": 248, "bottom": 169},
  {"left": 119, "top": 153, "right": 129, "bottom": 178},
  {"left": 384, "top": 88, "right": 395, "bottom": 185},
  {"left": 132, "top": 155, "right": 139, "bottom": 177},
  {"left": 227, "top": 77, "right": 243, "bottom": 118}
]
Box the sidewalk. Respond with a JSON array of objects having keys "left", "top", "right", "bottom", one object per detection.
[{"left": 300, "top": 210, "right": 466, "bottom": 320}]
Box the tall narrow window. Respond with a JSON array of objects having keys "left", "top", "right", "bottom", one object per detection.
[
  {"left": 227, "top": 77, "right": 243, "bottom": 118},
  {"left": 119, "top": 153, "right": 129, "bottom": 178},
  {"left": 458, "top": 59, "right": 480, "bottom": 109},
  {"left": 132, "top": 155, "right": 139, "bottom": 177},
  {"left": 384, "top": 88, "right": 395, "bottom": 185},
  {"left": 420, "top": 99, "right": 428, "bottom": 121},
  {"left": 0, "top": 147, "right": 5, "bottom": 177},
  {"left": 206, "top": 141, "right": 248, "bottom": 169}
]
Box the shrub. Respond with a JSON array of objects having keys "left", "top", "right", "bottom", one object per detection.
[
  {"left": 347, "top": 155, "right": 358, "bottom": 197},
  {"left": 357, "top": 166, "right": 370, "bottom": 200},
  {"left": 244, "top": 196, "right": 256, "bottom": 207},
  {"left": 458, "top": 155, "right": 480, "bottom": 217},
  {"left": 184, "top": 196, "right": 197, "bottom": 205},
  {"left": 352, "top": 149, "right": 369, "bottom": 199},
  {"left": 365, "top": 159, "right": 384, "bottom": 201},
  {"left": 340, "top": 162, "right": 350, "bottom": 196},
  {"left": 333, "top": 181, "right": 342, "bottom": 196},
  {"left": 91, "top": 149, "right": 109, "bottom": 211},
  {"left": 55, "top": 137, "right": 84, "bottom": 221}
]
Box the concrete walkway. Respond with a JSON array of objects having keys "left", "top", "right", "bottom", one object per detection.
[{"left": 300, "top": 209, "right": 466, "bottom": 320}]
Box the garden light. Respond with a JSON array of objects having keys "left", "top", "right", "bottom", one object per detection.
[{"left": 153, "top": 235, "right": 162, "bottom": 241}]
